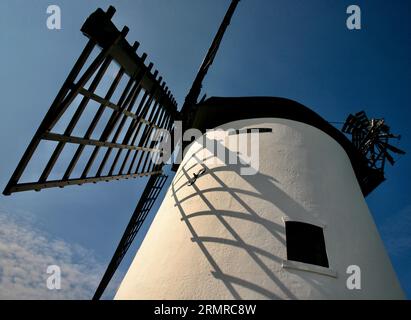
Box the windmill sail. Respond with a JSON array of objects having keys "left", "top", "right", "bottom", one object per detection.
[
  {"left": 2, "top": 2, "right": 243, "bottom": 299},
  {"left": 93, "top": 172, "right": 168, "bottom": 300},
  {"left": 3, "top": 6, "right": 177, "bottom": 195}
]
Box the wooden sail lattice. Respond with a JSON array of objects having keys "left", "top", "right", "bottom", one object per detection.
[{"left": 3, "top": 6, "right": 177, "bottom": 195}]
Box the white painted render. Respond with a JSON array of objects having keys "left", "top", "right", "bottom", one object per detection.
[{"left": 115, "top": 117, "right": 405, "bottom": 299}]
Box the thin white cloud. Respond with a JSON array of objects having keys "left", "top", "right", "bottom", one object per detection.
[{"left": 0, "top": 210, "right": 123, "bottom": 300}]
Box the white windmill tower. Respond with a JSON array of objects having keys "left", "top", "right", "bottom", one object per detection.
[
  {"left": 114, "top": 97, "right": 405, "bottom": 299},
  {"left": 113, "top": 2, "right": 405, "bottom": 299}
]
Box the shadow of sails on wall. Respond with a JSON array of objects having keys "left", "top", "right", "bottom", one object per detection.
[{"left": 3, "top": 6, "right": 177, "bottom": 195}]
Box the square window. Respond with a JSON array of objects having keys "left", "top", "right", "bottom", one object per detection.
[{"left": 285, "top": 221, "right": 329, "bottom": 268}]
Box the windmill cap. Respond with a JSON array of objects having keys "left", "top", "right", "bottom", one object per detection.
[{"left": 192, "top": 96, "right": 383, "bottom": 196}]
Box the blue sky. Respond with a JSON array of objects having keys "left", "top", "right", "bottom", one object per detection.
[{"left": 0, "top": 0, "right": 410, "bottom": 299}]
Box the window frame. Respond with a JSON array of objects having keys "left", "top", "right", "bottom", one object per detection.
[{"left": 281, "top": 218, "right": 337, "bottom": 278}]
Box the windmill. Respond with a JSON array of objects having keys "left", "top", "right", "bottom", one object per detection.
[{"left": 3, "top": 1, "right": 405, "bottom": 300}]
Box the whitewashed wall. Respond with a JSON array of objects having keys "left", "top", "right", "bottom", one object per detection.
[{"left": 115, "top": 118, "right": 404, "bottom": 299}]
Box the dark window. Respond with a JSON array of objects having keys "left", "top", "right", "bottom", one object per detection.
[{"left": 285, "top": 221, "right": 329, "bottom": 268}]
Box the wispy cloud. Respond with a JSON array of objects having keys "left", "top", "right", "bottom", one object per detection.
[{"left": 0, "top": 210, "right": 123, "bottom": 300}]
